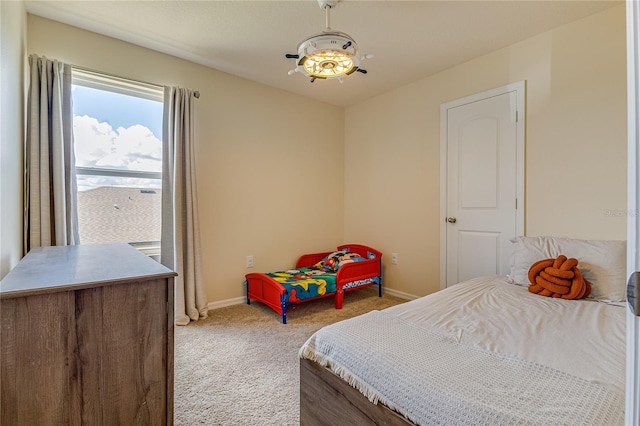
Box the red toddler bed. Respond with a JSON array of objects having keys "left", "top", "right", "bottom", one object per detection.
[{"left": 244, "top": 244, "right": 382, "bottom": 324}]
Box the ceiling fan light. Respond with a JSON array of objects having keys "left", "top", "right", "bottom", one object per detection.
[
  {"left": 302, "top": 50, "right": 355, "bottom": 77},
  {"left": 297, "top": 33, "right": 360, "bottom": 79},
  {"left": 285, "top": 0, "right": 370, "bottom": 82}
]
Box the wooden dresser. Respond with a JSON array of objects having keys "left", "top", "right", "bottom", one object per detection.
[{"left": 0, "top": 243, "right": 177, "bottom": 425}]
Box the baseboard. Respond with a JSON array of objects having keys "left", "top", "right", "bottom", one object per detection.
[
  {"left": 359, "top": 285, "right": 418, "bottom": 300},
  {"left": 381, "top": 287, "right": 419, "bottom": 300},
  {"left": 207, "top": 296, "right": 245, "bottom": 311},
  {"left": 206, "top": 286, "right": 417, "bottom": 312}
]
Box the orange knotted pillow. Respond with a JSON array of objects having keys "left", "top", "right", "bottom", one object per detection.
[{"left": 527, "top": 255, "right": 591, "bottom": 300}]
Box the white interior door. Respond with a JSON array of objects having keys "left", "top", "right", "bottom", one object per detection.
[
  {"left": 625, "top": 1, "right": 640, "bottom": 423},
  {"left": 440, "top": 83, "right": 524, "bottom": 288}
]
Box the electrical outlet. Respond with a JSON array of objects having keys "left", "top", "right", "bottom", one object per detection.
[
  {"left": 246, "top": 255, "right": 254, "bottom": 268},
  {"left": 391, "top": 253, "right": 398, "bottom": 265}
]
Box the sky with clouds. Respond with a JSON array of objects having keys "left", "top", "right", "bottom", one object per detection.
[
  {"left": 74, "top": 115, "right": 162, "bottom": 171},
  {"left": 72, "top": 85, "right": 163, "bottom": 191}
]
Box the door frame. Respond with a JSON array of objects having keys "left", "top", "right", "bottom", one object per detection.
[
  {"left": 439, "top": 82, "right": 525, "bottom": 290},
  {"left": 625, "top": 1, "right": 640, "bottom": 423}
]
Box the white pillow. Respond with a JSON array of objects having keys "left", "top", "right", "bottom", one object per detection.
[
  {"left": 508, "top": 236, "right": 627, "bottom": 302},
  {"left": 508, "top": 236, "right": 551, "bottom": 286}
]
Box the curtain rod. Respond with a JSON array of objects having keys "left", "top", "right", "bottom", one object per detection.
[{"left": 70, "top": 64, "right": 200, "bottom": 98}]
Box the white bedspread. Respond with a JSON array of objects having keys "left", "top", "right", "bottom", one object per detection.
[{"left": 299, "top": 276, "right": 626, "bottom": 425}]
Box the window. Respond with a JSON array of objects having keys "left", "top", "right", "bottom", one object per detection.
[{"left": 72, "top": 69, "right": 163, "bottom": 257}]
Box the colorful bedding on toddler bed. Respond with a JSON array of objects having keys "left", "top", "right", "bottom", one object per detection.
[
  {"left": 267, "top": 250, "right": 378, "bottom": 303},
  {"left": 266, "top": 267, "right": 336, "bottom": 303}
]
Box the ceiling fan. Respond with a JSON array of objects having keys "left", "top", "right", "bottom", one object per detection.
[{"left": 285, "top": 0, "right": 372, "bottom": 83}]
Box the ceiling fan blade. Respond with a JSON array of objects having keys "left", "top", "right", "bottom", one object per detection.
[
  {"left": 357, "top": 68, "right": 367, "bottom": 74},
  {"left": 285, "top": 54, "right": 300, "bottom": 59}
]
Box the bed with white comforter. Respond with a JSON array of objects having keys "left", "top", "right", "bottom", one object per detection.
[{"left": 300, "top": 275, "right": 626, "bottom": 425}]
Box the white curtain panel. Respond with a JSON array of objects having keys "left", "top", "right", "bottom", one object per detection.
[
  {"left": 161, "top": 87, "right": 208, "bottom": 326},
  {"left": 24, "top": 54, "right": 80, "bottom": 253}
]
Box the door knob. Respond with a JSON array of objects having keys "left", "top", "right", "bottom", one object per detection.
[
  {"left": 447, "top": 217, "right": 457, "bottom": 223},
  {"left": 629, "top": 271, "right": 639, "bottom": 316}
]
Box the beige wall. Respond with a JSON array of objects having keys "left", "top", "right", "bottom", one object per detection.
[
  {"left": 0, "top": 1, "right": 26, "bottom": 279},
  {"left": 344, "top": 5, "right": 627, "bottom": 298},
  {"left": 23, "top": 6, "right": 628, "bottom": 302},
  {"left": 27, "top": 15, "right": 345, "bottom": 303}
]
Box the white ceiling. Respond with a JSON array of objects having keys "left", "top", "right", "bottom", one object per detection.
[{"left": 25, "top": 0, "right": 621, "bottom": 107}]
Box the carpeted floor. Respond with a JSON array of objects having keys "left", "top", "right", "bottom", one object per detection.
[{"left": 174, "top": 288, "right": 407, "bottom": 425}]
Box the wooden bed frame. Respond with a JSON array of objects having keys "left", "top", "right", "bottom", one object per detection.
[
  {"left": 245, "top": 244, "right": 382, "bottom": 324},
  {"left": 300, "top": 358, "right": 411, "bottom": 425}
]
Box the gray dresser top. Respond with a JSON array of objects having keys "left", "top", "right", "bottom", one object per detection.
[{"left": 0, "top": 243, "right": 176, "bottom": 299}]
